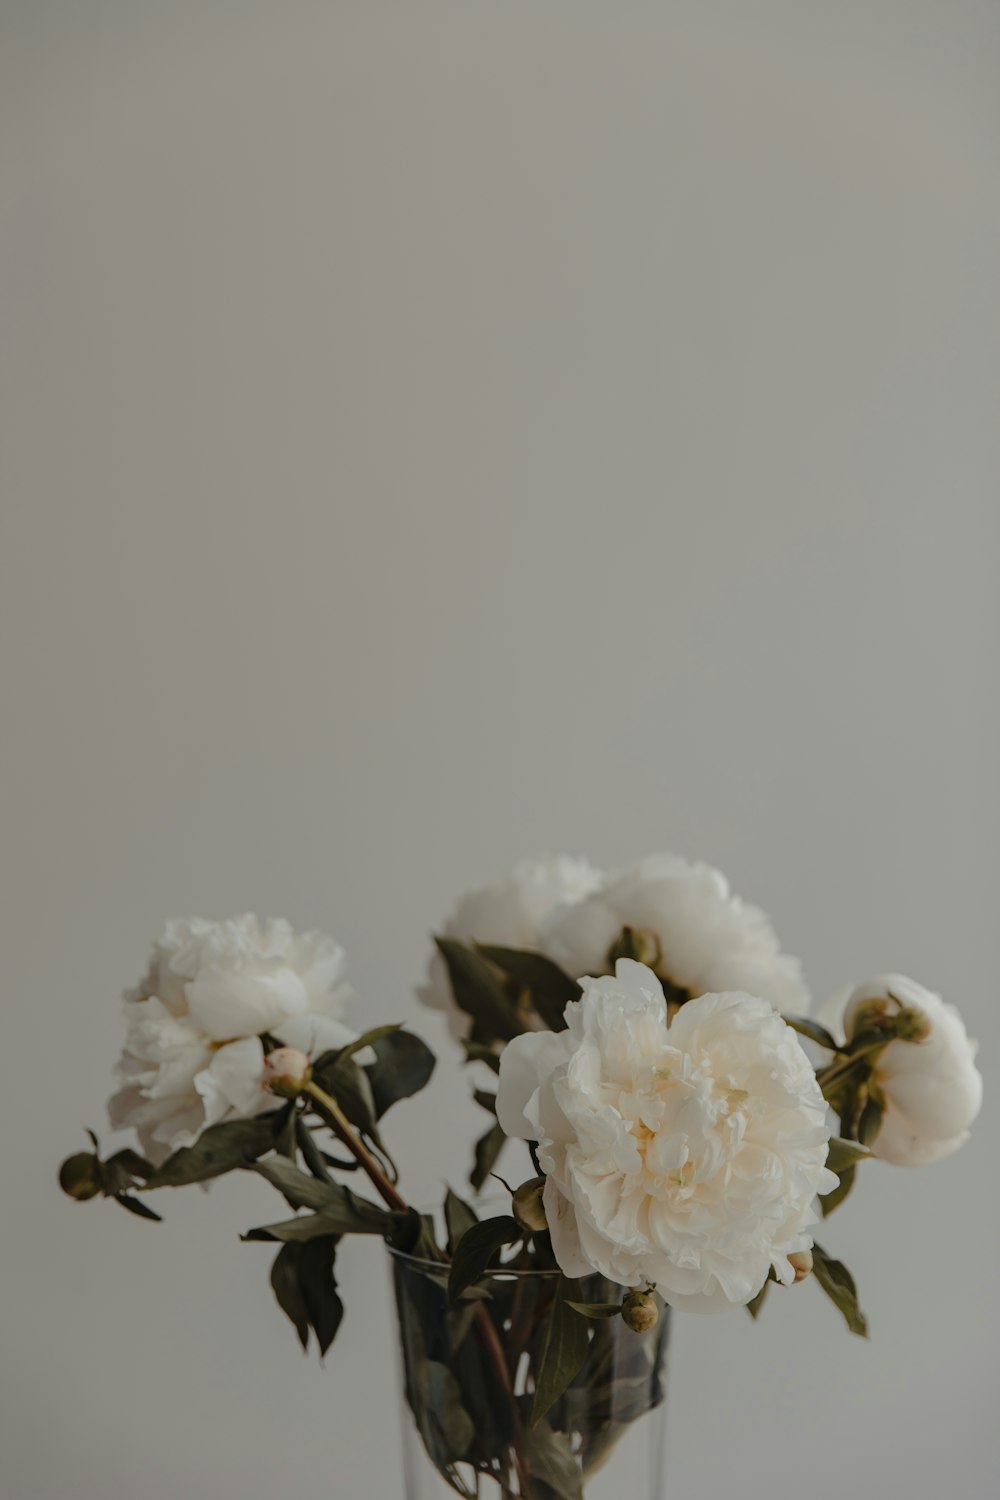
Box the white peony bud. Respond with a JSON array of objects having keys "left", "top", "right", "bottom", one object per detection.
[
  {"left": 264, "top": 1046, "right": 313, "bottom": 1098},
  {"left": 842, "top": 975, "right": 982, "bottom": 1166}
]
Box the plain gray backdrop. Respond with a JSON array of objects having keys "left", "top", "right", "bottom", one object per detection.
[{"left": 2, "top": 3, "right": 998, "bottom": 1497}]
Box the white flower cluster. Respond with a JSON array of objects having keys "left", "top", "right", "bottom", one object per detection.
[{"left": 108, "top": 915, "right": 359, "bottom": 1162}]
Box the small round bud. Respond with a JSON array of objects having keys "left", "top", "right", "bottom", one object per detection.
[
  {"left": 621, "top": 1289, "right": 659, "bottom": 1334},
  {"left": 894, "top": 1007, "right": 932, "bottom": 1044},
  {"left": 788, "top": 1250, "right": 813, "bottom": 1284},
  {"left": 607, "top": 925, "right": 662, "bottom": 972},
  {"left": 59, "top": 1152, "right": 102, "bottom": 1201},
  {"left": 512, "top": 1176, "right": 548, "bottom": 1233},
  {"left": 264, "top": 1046, "right": 312, "bottom": 1098}
]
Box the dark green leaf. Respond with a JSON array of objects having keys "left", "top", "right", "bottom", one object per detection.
[
  {"left": 460, "top": 1040, "right": 501, "bottom": 1074},
  {"left": 475, "top": 945, "right": 580, "bottom": 1033},
  {"left": 274, "top": 1103, "right": 297, "bottom": 1160},
  {"left": 334, "top": 1023, "right": 402, "bottom": 1067},
  {"left": 746, "top": 1280, "right": 769, "bottom": 1319},
  {"left": 113, "top": 1192, "right": 162, "bottom": 1222},
  {"left": 447, "top": 1215, "right": 521, "bottom": 1302},
  {"left": 295, "top": 1118, "right": 334, "bottom": 1183},
  {"left": 566, "top": 1301, "right": 621, "bottom": 1320},
  {"left": 297, "top": 1236, "right": 344, "bottom": 1356},
  {"left": 473, "top": 1088, "right": 497, "bottom": 1116},
  {"left": 434, "top": 937, "right": 524, "bottom": 1044},
  {"left": 367, "top": 1029, "right": 437, "bottom": 1117},
  {"left": 522, "top": 1419, "right": 584, "bottom": 1500},
  {"left": 413, "top": 1360, "right": 476, "bottom": 1467},
  {"left": 249, "top": 1156, "right": 396, "bottom": 1233},
  {"left": 812, "top": 1243, "right": 869, "bottom": 1338},
  {"left": 145, "top": 1117, "right": 279, "bottom": 1188},
  {"left": 270, "top": 1242, "right": 310, "bottom": 1351},
  {"left": 444, "top": 1187, "right": 478, "bottom": 1254},
  {"left": 783, "top": 1015, "right": 841, "bottom": 1051},
  {"left": 825, "top": 1137, "right": 873, "bottom": 1173},
  {"left": 315, "top": 1056, "right": 381, "bottom": 1142},
  {"left": 820, "top": 1164, "right": 856, "bottom": 1218},
  {"left": 470, "top": 1122, "right": 507, "bottom": 1193},
  {"left": 857, "top": 1094, "right": 885, "bottom": 1147},
  {"left": 530, "top": 1275, "right": 590, "bottom": 1426},
  {"left": 104, "top": 1148, "right": 153, "bottom": 1181}
]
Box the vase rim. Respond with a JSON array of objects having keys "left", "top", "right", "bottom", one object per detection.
[{"left": 385, "top": 1242, "right": 563, "bottom": 1277}]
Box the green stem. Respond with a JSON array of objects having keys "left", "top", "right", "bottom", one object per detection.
[{"left": 817, "top": 1040, "right": 887, "bottom": 1098}]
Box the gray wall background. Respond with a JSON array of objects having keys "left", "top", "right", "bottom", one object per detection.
[{"left": 2, "top": 3, "right": 998, "bottom": 1497}]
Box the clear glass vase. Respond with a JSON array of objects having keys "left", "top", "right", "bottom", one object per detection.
[{"left": 389, "top": 1245, "right": 670, "bottom": 1499}]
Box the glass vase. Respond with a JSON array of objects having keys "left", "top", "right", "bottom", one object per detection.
[{"left": 388, "top": 1245, "right": 670, "bottom": 1499}]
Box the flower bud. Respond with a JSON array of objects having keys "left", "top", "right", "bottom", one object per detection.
[
  {"left": 788, "top": 1250, "right": 813, "bottom": 1283},
  {"left": 59, "top": 1152, "right": 102, "bottom": 1201},
  {"left": 264, "top": 1046, "right": 312, "bottom": 1098},
  {"left": 621, "top": 1289, "right": 659, "bottom": 1334},
  {"left": 512, "top": 1176, "right": 548, "bottom": 1233},
  {"left": 894, "top": 1007, "right": 932, "bottom": 1044},
  {"left": 607, "top": 925, "right": 662, "bottom": 972},
  {"left": 846, "top": 997, "right": 891, "bottom": 1040}
]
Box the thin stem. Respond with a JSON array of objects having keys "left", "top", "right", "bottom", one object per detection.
[{"left": 817, "top": 1039, "right": 887, "bottom": 1097}]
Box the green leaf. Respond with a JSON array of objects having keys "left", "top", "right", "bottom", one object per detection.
[
  {"left": 145, "top": 1117, "right": 279, "bottom": 1188},
  {"left": 473, "top": 1088, "right": 497, "bottom": 1116},
  {"left": 825, "top": 1137, "right": 873, "bottom": 1174},
  {"left": 270, "top": 1242, "right": 310, "bottom": 1351},
  {"left": 857, "top": 1094, "right": 885, "bottom": 1147},
  {"left": 367, "top": 1029, "right": 437, "bottom": 1117},
  {"left": 113, "top": 1192, "right": 162, "bottom": 1222},
  {"left": 314, "top": 1055, "right": 381, "bottom": 1141},
  {"left": 566, "top": 1301, "right": 622, "bottom": 1320},
  {"left": 522, "top": 1419, "right": 584, "bottom": 1499},
  {"left": 249, "top": 1156, "right": 396, "bottom": 1233},
  {"left": 746, "top": 1280, "right": 769, "bottom": 1319},
  {"left": 783, "top": 1015, "right": 841, "bottom": 1051},
  {"left": 460, "top": 1040, "right": 501, "bottom": 1074},
  {"left": 447, "top": 1215, "right": 521, "bottom": 1302},
  {"left": 273, "top": 1103, "right": 297, "bottom": 1160},
  {"left": 413, "top": 1360, "right": 476, "bottom": 1468},
  {"left": 530, "top": 1275, "right": 590, "bottom": 1426},
  {"left": 334, "top": 1023, "right": 402, "bottom": 1067},
  {"left": 812, "top": 1243, "right": 869, "bottom": 1338},
  {"left": 470, "top": 1121, "right": 507, "bottom": 1193},
  {"left": 820, "top": 1163, "right": 856, "bottom": 1218},
  {"left": 434, "top": 937, "right": 524, "bottom": 1044},
  {"left": 297, "top": 1236, "right": 344, "bottom": 1356},
  {"left": 444, "top": 1187, "right": 479, "bottom": 1254},
  {"left": 475, "top": 945, "right": 580, "bottom": 1033}
]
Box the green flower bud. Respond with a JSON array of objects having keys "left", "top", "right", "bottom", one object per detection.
[
  {"left": 621, "top": 1288, "right": 659, "bottom": 1334},
  {"left": 607, "top": 926, "right": 662, "bottom": 972},
  {"left": 894, "top": 1007, "right": 932, "bottom": 1043},
  {"left": 59, "top": 1152, "right": 102, "bottom": 1201},
  {"left": 846, "top": 997, "right": 891, "bottom": 1040},
  {"left": 512, "top": 1176, "right": 548, "bottom": 1233}
]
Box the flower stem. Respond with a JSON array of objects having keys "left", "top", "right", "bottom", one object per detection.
[
  {"left": 817, "top": 1039, "right": 888, "bottom": 1098},
  {"left": 303, "top": 1079, "right": 535, "bottom": 1498}
]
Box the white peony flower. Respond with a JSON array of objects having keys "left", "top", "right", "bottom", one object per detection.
[
  {"left": 419, "top": 855, "right": 604, "bottom": 1037},
  {"left": 496, "top": 959, "right": 836, "bottom": 1309},
  {"left": 540, "top": 853, "right": 809, "bottom": 1014},
  {"left": 840, "top": 974, "right": 982, "bottom": 1166},
  {"left": 108, "top": 915, "right": 359, "bottom": 1162}
]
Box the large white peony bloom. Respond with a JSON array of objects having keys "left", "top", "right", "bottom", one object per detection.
[
  {"left": 496, "top": 959, "right": 836, "bottom": 1309},
  {"left": 419, "top": 855, "right": 604, "bottom": 1037},
  {"left": 108, "top": 915, "right": 359, "bottom": 1162},
  {"left": 840, "top": 974, "right": 982, "bottom": 1166},
  {"left": 540, "top": 853, "right": 809, "bottom": 1014}
]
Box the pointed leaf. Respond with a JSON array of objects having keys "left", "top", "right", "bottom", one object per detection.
[
  {"left": 366, "top": 1029, "right": 437, "bottom": 1117},
  {"left": 470, "top": 1122, "right": 506, "bottom": 1193},
  {"left": 783, "top": 1015, "right": 841, "bottom": 1051},
  {"left": 825, "top": 1138, "right": 873, "bottom": 1173},
  {"left": 475, "top": 945, "right": 580, "bottom": 1032},
  {"left": 298, "top": 1236, "right": 344, "bottom": 1356},
  {"left": 113, "top": 1192, "right": 162, "bottom": 1222},
  {"left": 270, "top": 1242, "right": 310, "bottom": 1351},
  {"left": 249, "top": 1157, "right": 396, "bottom": 1233},
  {"left": 447, "top": 1215, "right": 521, "bottom": 1302},
  {"left": 530, "top": 1275, "right": 590, "bottom": 1425},
  {"left": 434, "top": 937, "right": 523, "bottom": 1043},
  {"left": 145, "top": 1117, "right": 279, "bottom": 1188},
  {"left": 820, "top": 1164, "right": 856, "bottom": 1218},
  {"left": 444, "top": 1187, "right": 479, "bottom": 1254},
  {"left": 566, "top": 1301, "right": 621, "bottom": 1320},
  {"left": 812, "top": 1242, "right": 869, "bottom": 1338},
  {"left": 522, "top": 1419, "right": 584, "bottom": 1499},
  {"left": 746, "top": 1280, "right": 769, "bottom": 1319},
  {"left": 460, "top": 1039, "right": 501, "bottom": 1074}
]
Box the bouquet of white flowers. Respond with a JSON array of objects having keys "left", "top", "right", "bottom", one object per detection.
[{"left": 59, "top": 856, "right": 982, "bottom": 1500}]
